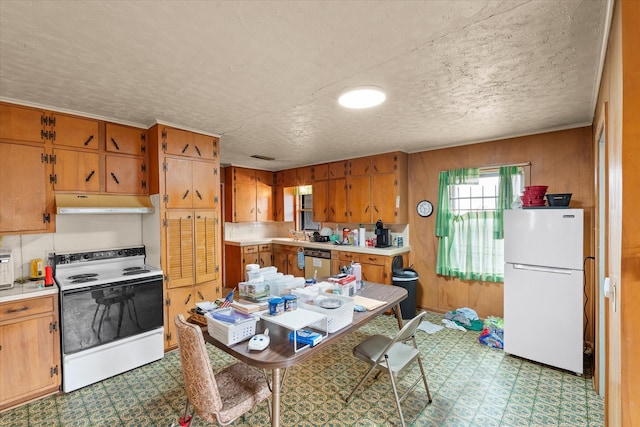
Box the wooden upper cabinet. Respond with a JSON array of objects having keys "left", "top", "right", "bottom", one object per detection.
[
  {"left": 53, "top": 149, "right": 100, "bottom": 192},
  {"left": 371, "top": 173, "right": 398, "bottom": 223},
  {"left": 192, "top": 161, "right": 217, "bottom": 208},
  {"left": 0, "top": 143, "right": 51, "bottom": 234},
  {"left": 255, "top": 170, "right": 274, "bottom": 186},
  {"left": 191, "top": 133, "right": 219, "bottom": 160},
  {"left": 279, "top": 169, "right": 297, "bottom": 187},
  {"left": 347, "top": 174, "right": 372, "bottom": 223},
  {"left": 0, "top": 103, "right": 47, "bottom": 144},
  {"left": 50, "top": 113, "right": 100, "bottom": 150},
  {"left": 105, "top": 155, "right": 147, "bottom": 194},
  {"left": 312, "top": 180, "right": 329, "bottom": 222},
  {"left": 105, "top": 123, "right": 147, "bottom": 156},
  {"left": 371, "top": 152, "right": 398, "bottom": 174},
  {"left": 234, "top": 167, "right": 256, "bottom": 184},
  {"left": 296, "top": 166, "right": 313, "bottom": 186},
  {"left": 162, "top": 127, "right": 193, "bottom": 157},
  {"left": 328, "top": 178, "right": 348, "bottom": 223},
  {"left": 255, "top": 170, "right": 274, "bottom": 222},
  {"left": 329, "top": 160, "right": 348, "bottom": 179},
  {"left": 349, "top": 156, "right": 371, "bottom": 176},
  {"left": 311, "top": 164, "right": 329, "bottom": 181},
  {"left": 162, "top": 126, "right": 218, "bottom": 160},
  {"left": 165, "top": 157, "right": 194, "bottom": 208}
]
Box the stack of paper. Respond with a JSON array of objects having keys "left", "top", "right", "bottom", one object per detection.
[
  {"left": 352, "top": 295, "right": 386, "bottom": 311},
  {"left": 230, "top": 299, "right": 268, "bottom": 314}
]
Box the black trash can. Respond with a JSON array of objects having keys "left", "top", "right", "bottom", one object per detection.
[{"left": 392, "top": 268, "right": 419, "bottom": 319}]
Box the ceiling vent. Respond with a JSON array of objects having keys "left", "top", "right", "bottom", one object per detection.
[{"left": 250, "top": 155, "right": 275, "bottom": 161}]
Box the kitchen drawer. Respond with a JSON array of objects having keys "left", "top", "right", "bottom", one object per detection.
[
  {"left": 339, "top": 252, "right": 360, "bottom": 263},
  {"left": 242, "top": 245, "right": 258, "bottom": 255},
  {"left": 359, "top": 254, "right": 385, "bottom": 266},
  {"left": 258, "top": 244, "right": 272, "bottom": 252},
  {"left": 0, "top": 295, "right": 54, "bottom": 322}
]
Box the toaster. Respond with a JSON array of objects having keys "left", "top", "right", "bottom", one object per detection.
[{"left": 0, "top": 251, "right": 14, "bottom": 290}]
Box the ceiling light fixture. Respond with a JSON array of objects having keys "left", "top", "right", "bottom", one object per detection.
[{"left": 338, "top": 86, "right": 386, "bottom": 109}]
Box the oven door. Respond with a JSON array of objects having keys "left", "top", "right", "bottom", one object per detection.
[{"left": 60, "top": 276, "right": 164, "bottom": 355}]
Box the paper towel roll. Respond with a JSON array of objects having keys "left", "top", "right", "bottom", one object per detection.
[{"left": 359, "top": 228, "right": 366, "bottom": 247}]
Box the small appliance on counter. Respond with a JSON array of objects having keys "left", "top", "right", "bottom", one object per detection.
[
  {"left": 0, "top": 251, "right": 14, "bottom": 290},
  {"left": 30, "top": 258, "right": 44, "bottom": 280},
  {"left": 374, "top": 220, "right": 391, "bottom": 248}
]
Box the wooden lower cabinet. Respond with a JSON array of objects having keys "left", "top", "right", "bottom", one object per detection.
[
  {"left": 271, "top": 245, "right": 305, "bottom": 277},
  {"left": 165, "top": 287, "right": 194, "bottom": 349},
  {"left": 224, "top": 244, "right": 273, "bottom": 287},
  {"left": 0, "top": 295, "right": 60, "bottom": 410}
]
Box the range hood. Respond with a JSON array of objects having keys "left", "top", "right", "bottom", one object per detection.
[{"left": 56, "top": 194, "right": 155, "bottom": 214}]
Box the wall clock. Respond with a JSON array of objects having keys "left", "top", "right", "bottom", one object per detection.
[{"left": 417, "top": 200, "right": 433, "bottom": 217}]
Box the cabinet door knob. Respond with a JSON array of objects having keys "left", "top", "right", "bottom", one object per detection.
[
  {"left": 182, "top": 190, "right": 190, "bottom": 200},
  {"left": 110, "top": 172, "right": 120, "bottom": 184},
  {"left": 110, "top": 137, "right": 119, "bottom": 150}
]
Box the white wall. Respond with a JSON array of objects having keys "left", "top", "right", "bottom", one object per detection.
[{"left": 0, "top": 214, "right": 143, "bottom": 280}]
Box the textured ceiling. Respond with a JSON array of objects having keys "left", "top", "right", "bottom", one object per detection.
[{"left": 0, "top": 1, "right": 609, "bottom": 171}]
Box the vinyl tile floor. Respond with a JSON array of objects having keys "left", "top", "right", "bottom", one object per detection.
[{"left": 0, "top": 311, "right": 604, "bottom": 426}]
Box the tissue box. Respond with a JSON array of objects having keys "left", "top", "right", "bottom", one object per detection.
[{"left": 238, "top": 281, "right": 271, "bottom": 302}]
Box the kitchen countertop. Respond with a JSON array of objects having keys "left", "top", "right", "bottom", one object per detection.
[
  {"left": 0, "top": 280, "right": 59, "bottom": 303},
  {"left": 225, "top": 237, "right": 410, "bottom": 256}
]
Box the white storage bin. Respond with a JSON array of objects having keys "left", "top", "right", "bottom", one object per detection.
[
  {"left": 292, "top": 291, "right": 354, "bottom": 333},
  {"left": 205, "top": 312, "right": 257, "bottom": 345}
]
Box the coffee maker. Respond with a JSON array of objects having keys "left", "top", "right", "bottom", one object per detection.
[{"left": 375, "top": 219, "right": 391, "bottom": 248}]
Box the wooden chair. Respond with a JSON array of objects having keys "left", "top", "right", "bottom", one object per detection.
[
  {"left": 174, "top": 314, "right": 271, "bottom": 426},
  {"left": 345, "top": 311, "right": 432, "bottom": 427}
]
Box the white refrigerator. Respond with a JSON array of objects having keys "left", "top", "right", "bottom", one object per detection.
[{"left": 504, "top": 208, "right": 584, "bottom": 374}]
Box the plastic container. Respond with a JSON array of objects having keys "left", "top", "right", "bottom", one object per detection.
[
  {"left": 546, "top": 193, "right": 572, "bottom": 207},
  {"left": 205, "top": 312, "right": 257, "bottom": 345},
  {"left": 291, "top": 290, "right": 354, "bottom": 333},
  {"left": 245, "top": 264, "right": 260, "bottom": 281},
  {"left": 283, "top": 294, "right": 297, "bottom": 311},
  {"left": 268, "top": 297, "right": 284, "bottom": 316}
]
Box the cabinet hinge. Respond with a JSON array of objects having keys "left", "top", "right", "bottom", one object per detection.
[
  {"left": 41, "top": 153, "right": 48, "bottom": 163},
  {"left": 41, "top": 114, "right": 47, "bottom": 126},
  {"left": 43, "top": 213, "right": 51, "bottom": 223},
  {"left": 141, "top": 180, "right": 147, "bottom": 189},
  {"left": 215, "top": 266, "right": 220, "bottom": 272},
  {"left": 394, "top": 179, "right": 397, "bottom": 186},
  {"left": 162, "top": 219, "right": 168, "bottom": 227},
  {"left": 214, "top": 196, "right": 219, "bottom": 204},
  {"left": 161, "top": 129, "right": 167, "bottom": 140},
  {"left": 141, "top": 132, "right": 146, "bottom": 142},
  {"left": 141, "top": 164, "right": 146, "bottom": 173},
  {"left": 49, "top": 321, "right": 58, "bottom": 332},
  {"left": 214, "top": 217, "right": 219, "bottom": 225},
  {"left": 50, "top": 365, "right": 59, "bottom": 377},
  {"left": 165, "top": 297, "right": 171, "bottom": 306},
  {"left": 50, "top": 174, "right": 57, "bottom": 184},
  {"left": 162, "top": 162, "right": 168, "bottom": 171},
  {"left": 141, "top": 145, "right": 146, "bottom": 154},
  {"left": 214, "top": 168, "right": 218, "bottom": 176},
  {"left": 164, "top": 274, "right": 169, "bottom": 282},
  {"left": 163, "top": 194, "right": 169, "bottom": 204},
  {"left": 48, "top": 115, "right": 56, "bottom": 127},
  {"left": 166, "top": 332, "right": 172, "bottom": 342},
  {"left": 49, "top": 154, "right": 56, "bottom": 164}
]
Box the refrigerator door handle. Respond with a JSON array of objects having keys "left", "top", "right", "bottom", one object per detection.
[{"left": 512, "top": 264, "right": 574, "bottom": 275}]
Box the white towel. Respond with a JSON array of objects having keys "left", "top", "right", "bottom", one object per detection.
[
  {"left": 442, "top": 318, "right": 467, "bottom": 332},
  {"left": 417, "top": 320, "right": 444, "bottom": 334}
]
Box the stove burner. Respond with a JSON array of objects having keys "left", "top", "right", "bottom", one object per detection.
[
  {"left": 123, "top": 269, "right": 151, "bottom": 276},
  {"left": 123, "top": 267, "right": 143, "bottom": 271},
  {"left": 71, "top": 277, "right": 98, "bottom": 284},
  {"left": 68, "top": 273, "right": 99, "bottom": 280}
]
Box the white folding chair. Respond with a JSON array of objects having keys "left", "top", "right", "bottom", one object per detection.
[{"left": 346, "top": 311, "right": 432, "bottom": 427}]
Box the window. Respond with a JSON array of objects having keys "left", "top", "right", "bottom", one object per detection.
[{"left": 435, "top": 166, "right": 524, "bottom": 282}]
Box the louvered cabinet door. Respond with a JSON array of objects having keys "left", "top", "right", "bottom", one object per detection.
[
  {"left": 165, "top": 211, "right": 194, "bottom": 289},
  {"left": 195, "top": 210, "right": 218, "bottom": 284}
]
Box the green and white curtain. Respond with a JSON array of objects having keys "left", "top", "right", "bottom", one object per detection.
[{"left": 435, "top": 166, "right": 518, "bottom": 282}]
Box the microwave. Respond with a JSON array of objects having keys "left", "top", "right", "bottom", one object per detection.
[{"left": 0, "top": 252, "right": 14, "bottom": 290}]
